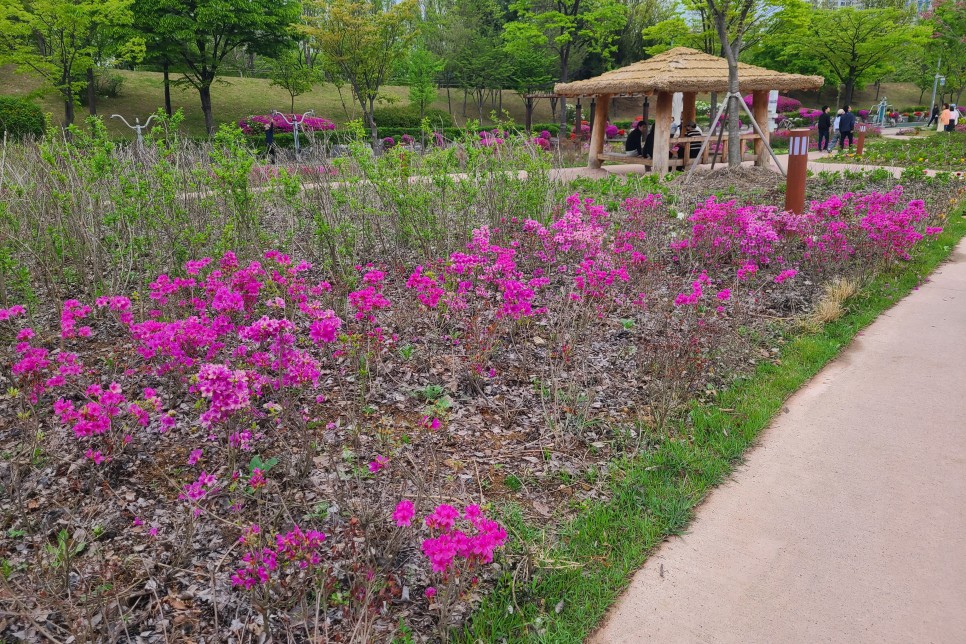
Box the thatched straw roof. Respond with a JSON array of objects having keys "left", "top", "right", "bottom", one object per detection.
[{"left": 554, "top": 47, "right": 823, "bottom": 97}]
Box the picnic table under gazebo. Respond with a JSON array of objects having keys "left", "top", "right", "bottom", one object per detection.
[{"left": 553, "top": 47, "right": 823, "bottom": 175}]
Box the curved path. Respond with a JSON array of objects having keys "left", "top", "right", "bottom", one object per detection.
[{"left": 590, "top": 238, "right": 966, "bottom": 643}]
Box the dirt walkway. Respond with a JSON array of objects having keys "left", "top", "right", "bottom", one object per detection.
[
  {"left": 590, "top": 238, "right": 966, "bottom": 643},
  {"left": 557, "top": 151, "right": 939, "bottom": 182}
]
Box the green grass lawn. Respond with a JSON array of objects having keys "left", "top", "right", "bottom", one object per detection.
[
  {"left": 0, "top": 67, "right": 560, "bottom": 137},
  {"left": 1, "top": 66, "right": 932, "bottom": 139},
  {"left": 461, "top": 196, "right": 966, "bottom": 643},
  {"left": 818, "top": 131, "right": 966, "bottom": 171}
]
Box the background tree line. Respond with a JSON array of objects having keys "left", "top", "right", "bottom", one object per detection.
[{"left": 0, "top": 0, "right": 958, "bottom": 141}]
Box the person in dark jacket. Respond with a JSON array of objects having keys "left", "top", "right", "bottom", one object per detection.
[
  {"left": 643, "top": 124, "right": 655, "bottom": 158},
  {"left": 838, "top": 105, "right": 856, "bottom": 150},
  {"left": 817, "top": 106, "right": 831, "bottom": 152},
  {"left": 926, "top": 104, "right": 939, "bottom": 127},
  {"left": 265, "top": 122, "right": 278, "bottom": 164},
  {"left": 625, "top": 120, "right": 646, "bottom": 156}
]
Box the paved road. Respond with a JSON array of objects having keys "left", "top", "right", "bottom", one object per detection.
[{"left": 590, "top": 238, "right": 966, "bottom": 644}]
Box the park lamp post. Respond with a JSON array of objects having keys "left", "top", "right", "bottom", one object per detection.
[
  {"left": 110, "top": 114, "right": 157, "bottom": 151},
  {"left": 272, "top": 110, "right": 315, "bottom": 159},
  {"left": 928, "top": 56, "right": 942, "bottom": 119}
]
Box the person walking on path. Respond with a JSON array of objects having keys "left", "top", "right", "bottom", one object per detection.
[
  {"left": 951, "top": 105, "right": 961, "bottom": 131},
  {"left": 838, "top": 105, "right": 856, "bottom": 151},
  {"left": 624, "top": 121, "right": 646, "bottom": 156},
  {"left": 829, "top": 109, "right": 844, "bottom": 151},
  {"left": 940, "top": 103, "right": 951, "bottom": 132},
  {"left": 817, "top": 106, "right": 831, "bottom": 152},
  {"left": 265, "top": 122, "right": 278, "bottom": 164},
  {"left": 926, "top": 104, "right": 939, "bottom": 127}
]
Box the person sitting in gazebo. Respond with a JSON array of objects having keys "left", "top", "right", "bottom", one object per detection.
[
  {"left": 625, "top": 121, "right": 646, "bottom": 156},
  {"left": 677, "top": 121, "right": 703, "bottom": 160}
]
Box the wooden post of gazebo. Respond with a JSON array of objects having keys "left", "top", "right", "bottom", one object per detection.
[
  {"left": 652, "top": 91, "right": 673, "bottom": 174},
  {"left": 682, "top": 92, "right": 697, "bottom": 126},
  {"left": 574, "top": 100, "right": 582, "bottom": 138},
  {"left": 752, "top": 90, "right": 770, "bottom": 167},
  {"left": 587, "top": 94, "right": 611, "bottom": 169}
]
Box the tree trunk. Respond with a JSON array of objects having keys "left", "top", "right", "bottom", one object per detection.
[
  {"left": 919, "top": 87, "right": 926, "bottom": 104},
  {"left": 64, "top": 98, "right": 75, "bottom": 127},
  {"left": 727, "top": 71, "right": 740, "bottom": 167},
  {"left": 163, "top": 61, "right": 173, "bottom": 116},
  {"left": 291, "top": 94, "right": 295, "bottom": 113},
  {"left": 710, "top": 91, "right": 718, "bottom": 124},
  {"left": 366, "top": 97, "right": 378, "bottom": 144},
  {"left": 714, "top": 12, "right": 741, "bottom": 168},
  {"left": 558, "top": 57, "right": 569, "bottom": 133},
  {"left": 199, "top": 83, "right": 215, "bottom": 135},
  {"left": 844, "top": 78, "right": 855, "bottom": 107},
  {"left": 447, "top": 86, "right": 452, "bottom": 115},
  {"left": 462, "top": 89, "right": 467, "bottom": 117},
  {"left": 87, "top": 67, "right": 97, "bottom": 116}
]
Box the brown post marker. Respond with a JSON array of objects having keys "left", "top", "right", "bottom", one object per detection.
[
  {"left": 856, "top": 123, "right": 867, "bottom": 156},
  {"left": 652, "top": 91, "right": 673, "bottom": 175},
  {"left": 752, "top": 89, "right": 770, "bottom": 167},
  {"left": 587, "top": 94, "right": 610, "bottom": 169},
  {"left": 785, "top": 128, "right": 810, "bottom": 214}
]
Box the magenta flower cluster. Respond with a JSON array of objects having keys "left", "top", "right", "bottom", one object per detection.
[
  {"left": 231, "top": 524, "right": 326, "bottom": 589},
  {"left": 420, "top": 503, "right": 508, "bottom": 574},
  {"left": 238, "top": 114, "right": 336, "bottom": 135}
]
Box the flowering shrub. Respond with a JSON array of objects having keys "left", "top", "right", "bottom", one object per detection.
[
  {"left": 0, "top": 171, "right": 954, "bottom": 640},
  {"left": 605, "top": 124, "right": 620, "bottom": 139},
  {"left": 745, "top": 94, "right": 801, "bottom": 113},
  {"left": 238, "top": 114, "right": 336, "bottom": 135}
]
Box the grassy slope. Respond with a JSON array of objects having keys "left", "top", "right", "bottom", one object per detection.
[
  {"left": 0, "top": 66, "right": 928, "bottom": 138},
  {"left": 0, "top": 67, "right": 561, "bottom": 137},
  {"left": 461, "top": 203, "right": 966, "bottom": 642}
]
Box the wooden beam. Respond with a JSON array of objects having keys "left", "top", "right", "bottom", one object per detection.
[
  {"left": 753, "top": 90, "right": 770, "bottom": 167},
  {"left": 652, "top": 91, "right": 673, "bottom": 175},
  {"left": 587, "top": 94, "right": 610, "bottom": 169},
  {"left": 682, "top": 92, "right": 697, "bottom": 126}
]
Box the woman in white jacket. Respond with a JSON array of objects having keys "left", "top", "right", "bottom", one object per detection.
[{"left": 827, "top": 109, "right": 844, "bottom": 152}]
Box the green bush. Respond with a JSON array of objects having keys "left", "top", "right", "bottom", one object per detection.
[
  {"left": 0, "top": 97, "right": 44, "bottom": 139},
  {"left": 95, "top": 71, "right": 125, "bottom": 98},
  {"left": 372, "top": 105, "right": 454, "bottom": 129}
]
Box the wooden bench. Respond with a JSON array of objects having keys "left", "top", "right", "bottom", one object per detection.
[{"left": 599, "top": 132, "right": 761, "bottom": 169}]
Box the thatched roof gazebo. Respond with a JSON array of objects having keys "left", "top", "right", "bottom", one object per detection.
[{"left": 554, "top": 47, "right": 824, "bottom": 174}]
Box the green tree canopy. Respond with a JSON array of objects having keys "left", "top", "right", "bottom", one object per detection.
[
  {"left": 302, "top": 0, "right": 419, "bottom": 143},
  {"left": 137, "top": 0, "right": 301, "bottom": 133},
  {"left": 270, "top": 50, "right": 317, "bottom": 113},
  {"left": 784, "top": 7, "right": 930, "bottom": 105},
  {"left": 0, "top": 0, "right": 139, "bottom": 125},
  {"left": 503, "top": 0, "right": 626, "bottom": 127},
  {"left": 406, "top": 43, "right": 444, "bottom": 122}
]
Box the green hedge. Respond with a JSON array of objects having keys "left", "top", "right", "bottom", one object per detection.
[
  {"left": 372, "top": 105, "right": 454, "bottom": 129},
  {"left": 0, "top": 96, "right": 44, "bottom": 139}
]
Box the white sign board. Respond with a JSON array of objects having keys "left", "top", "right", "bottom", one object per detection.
[{"left": 767, "top": 90, "right": 779, "bottom": 132}]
